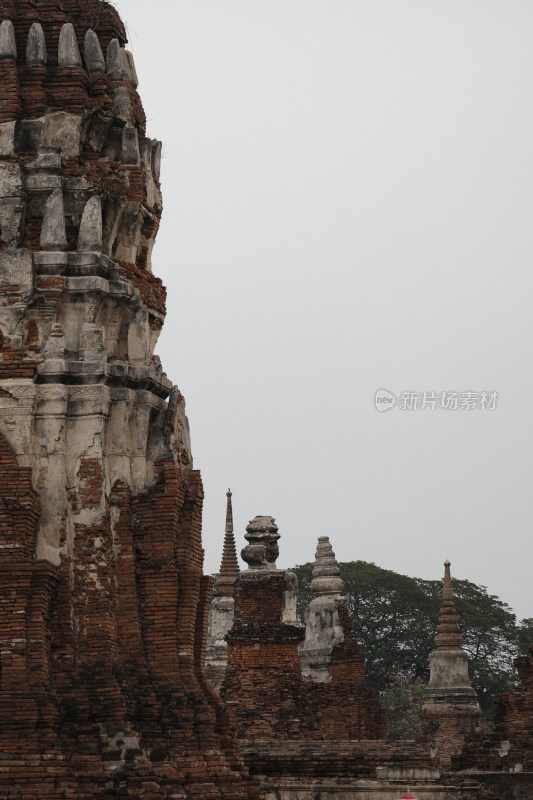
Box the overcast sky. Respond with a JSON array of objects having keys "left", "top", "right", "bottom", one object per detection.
[{"left": 113, "top": 0, "right": 533, "bottom": 620}]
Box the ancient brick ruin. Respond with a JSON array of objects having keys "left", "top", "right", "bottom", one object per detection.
[
  {"left": 453, "top": 634, "right": 533, "bottom": 798},
  {"left": 223, "top": 521, "right": 385, "bottom": 742},
  {"left": 206, "top": 507, "right": 533, "bottom": 799},
  {"left": 1, "top": 2, "right": 533, "bottom": 799},
  {"left": 214, "top": 517, "right": 469, "bottom": 798},
  {"left": 0, "top": 2, "right": 259, "bottom": 798}
]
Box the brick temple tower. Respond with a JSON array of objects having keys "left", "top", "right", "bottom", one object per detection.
[
  {"left": 206, "top": 489, "right": 240, "bottom": 691},
  {"left": 423, "top": 561, "right": 484, "bottom": 767},
  {"left": 0, "top": 3, "right": 257, "bottom": 798}
]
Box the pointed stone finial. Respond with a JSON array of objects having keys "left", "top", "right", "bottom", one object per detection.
[
  {"left": 26, "top": 22, "right": 47, "bottom": 66},
  {"left": 310, "top": 536, "right": 344, "bottom": 598},
  {"left": 58, "top": 23, "right": 82, "bottom": 67},
  {"left": 206, "top": 491, "right": 240, "bottom": 690},
  {"left": 434, "top": 560, "right": 463, "bottom": 650},
  {"left": 226, "top": 489, "right": 234, "bottom": 529},
  {"left": 83, "top": 29, "right": 105, "bottom": 73},
  {"left": 241, "top": 516, "right": 279, "bottom": 571},
  {"left": 40, "top": 189, "right": 67, "bottom": 251},
  {"left": 125, "top": 51, "right": 138, "bottom": 87},
  {"left": 0, "top": 20, "right": 17, "bottom": 59},
  {"left": 121, "top": 126, "right": 140, "bottom": 165},
  {"left": 106, "top": 38, "right": 124, "bottom": 78},
  {"left": 213, "top": 490, "right": 240, "bottom": 597},
  {"left": 300, "top": 536, "right": 346, "bottom": 682},
  {"left": 77, "top": 196, "right": 102, "bottom": 251}
]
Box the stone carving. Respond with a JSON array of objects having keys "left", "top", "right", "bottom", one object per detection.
[{"left": 241, "top": 514, "right": 280, "bottom": 570}]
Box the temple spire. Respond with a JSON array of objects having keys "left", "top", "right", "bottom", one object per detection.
[
  {"left": 310, "top": 536, "right": 344, "bottom": 598},
  {"left": 213, "top": 490, "right": 240, "bottom": 596},
  {"left": 206, "top": 491, "right": 240, "bottom": 690},
  {"left": 434, "top": 560, "right": 463, "bottom": 650},
  {"left": 424, "top": 559, "right": 483, "bottom": 765}
]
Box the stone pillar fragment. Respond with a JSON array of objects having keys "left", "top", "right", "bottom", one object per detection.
[
  {"left": 58, "top": 23, "right": 82, "bottom": 67},
  {"left": 126, "top": 51, "right": 139, "bottom": 87},
  {"left": 121, "top": 126, "right": 140, "bottom": 165},
  {"left": 0, "top": 20, "right": 16, "bottom": 59},
  {"left": 106, "top": 38, "right": 125, "bottom": 79},
  {"left": 40, "top": 188, "right": 67, "bottom": 250},
  {"left": 84, "top": 29, "right": 105, "bottom": 73},
  {"left": 151, "top": 140, "right": 162, "bottom": 181},
  {"left": 78, "top": 196, "right": 103, "bottom": 251},
  {"left": 26, "top": 23, "right": 47, "bottom": 66}
]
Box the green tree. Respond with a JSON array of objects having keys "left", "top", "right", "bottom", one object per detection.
[
  {"left": 292, "top": 560, "right": 521, "bottom": 716},
  {"left": 516, "top": 618, "right": 533, "bottom": 656},
  {"left": 380, "top": 676, "right": 430, "bottom": 741}
]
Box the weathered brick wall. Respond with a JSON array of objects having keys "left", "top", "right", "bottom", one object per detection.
[
  {"left": 454, "top": 648, "right": 533, "bottom": 793},
  {"left": 303, "top": 602, "right": 386, "bottom": 739}
]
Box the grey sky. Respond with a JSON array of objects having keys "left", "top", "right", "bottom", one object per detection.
[{"left": 113, "top": 1, "right": 533, "bottom": 619}]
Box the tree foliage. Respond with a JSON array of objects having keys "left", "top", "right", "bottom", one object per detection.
[
  {"left": 380, "top": 677, "right": 429, "bottom": 741},
  {"left": 292, "top": 560, "right": 526, "bottom": 715}
]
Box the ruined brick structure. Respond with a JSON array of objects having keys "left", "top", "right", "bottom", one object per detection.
[
  {"left": 454, "top": 642, "right": 533, "bottom": 798},
  {"left": 2, "top": 1, "right": 533, "bottom": 798},
  {"left": 216, "top": 518, "right": 473, "bottom": 798},
  {"left": 207, "top": 507, "right": 533, "bottom": 798},
  {"left": 223, "top": 521, "right": 385, "bottom": 741},
  {"left": 0, "top": 3, "right": 258, "bottom": 798}
]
